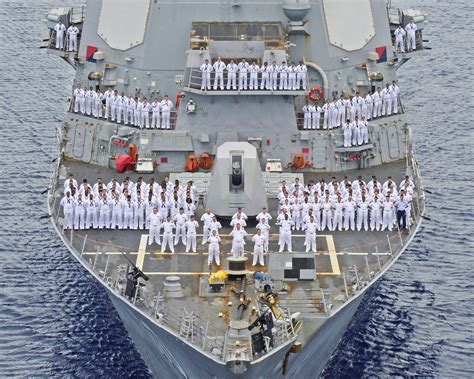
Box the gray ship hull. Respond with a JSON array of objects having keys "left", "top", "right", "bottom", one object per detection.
[{"left": 109, "top": 289, "right": 363, "bottom": 379}]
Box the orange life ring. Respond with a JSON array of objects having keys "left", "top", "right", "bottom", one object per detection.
[
  {"left": 185, "top": 154, "right": 199, "bottom": 172},
  {"left": 292, "top": 153, "right": 306, "bottom": 170},
  {"left": 199, "top": 152, "right": 212, "bottom": 170},
  {"left": 308, "top": 87, "right": 323, "bottom": 102}
]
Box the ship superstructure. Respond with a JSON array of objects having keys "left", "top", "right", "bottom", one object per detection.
[{"left": 45, "top": 1, "right": 427, "bottom": 377}]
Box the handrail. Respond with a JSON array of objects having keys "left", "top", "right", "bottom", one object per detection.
[
  {"left": 66, "top": 107, "right": 179, "bottom": 130},
  {"left": 185, "top": 68, "right": 309, "bottom": 93}
]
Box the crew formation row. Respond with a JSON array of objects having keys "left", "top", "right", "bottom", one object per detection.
[
  {"left": 199, "top": 58, "right": 308, "bottom": 91},
  {"left": 60, "top": 174, "right": 415, "bottom": 264},
  {"left": 275, "top": 175, "right": 414, "bottom": 239},
  {"left": 72, "top": 86, "right": 174, "bottom": 129},
  {"left": 301, "top": 82, "right": 401, "bottom": 131}
]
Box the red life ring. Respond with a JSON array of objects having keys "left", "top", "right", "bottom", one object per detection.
[{"left": 308, "top": 87, "right": 323, "bottom": 102}]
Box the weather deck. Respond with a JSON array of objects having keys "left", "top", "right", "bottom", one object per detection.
[{"left": 53, "top": 158, "right": 420, "bottom": 346}]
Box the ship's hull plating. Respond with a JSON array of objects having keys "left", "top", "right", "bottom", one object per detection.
[{"left": 108, "top": 290, "right": 363, "bottom": 379}]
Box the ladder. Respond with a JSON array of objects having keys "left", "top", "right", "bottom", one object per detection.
[{"left": 178, "top": 308, "right": 196, "bottom": 342}]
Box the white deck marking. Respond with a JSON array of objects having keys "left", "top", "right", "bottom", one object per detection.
[{"left": 135, "top": 234, "right": 148, "bottom": 270}]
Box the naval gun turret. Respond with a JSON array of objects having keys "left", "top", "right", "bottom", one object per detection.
[{"left": 206, "top": 142, "right": 268, "bottom": 217}]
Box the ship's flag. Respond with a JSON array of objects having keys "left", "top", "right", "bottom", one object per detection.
[
  {"left": 86, "top": 45, "right": 98, "bottom": 62},
  {"left": 376, "top": 46, "right": 387, "bottom": 63}
]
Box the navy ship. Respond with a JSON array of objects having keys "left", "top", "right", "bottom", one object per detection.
[{"left": 44, "top": 1, "right": 427, "bottom": 377}]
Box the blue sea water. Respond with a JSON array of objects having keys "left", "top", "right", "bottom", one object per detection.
[{"left": 0, "top": 0, "right": 472, "bottom": 377}]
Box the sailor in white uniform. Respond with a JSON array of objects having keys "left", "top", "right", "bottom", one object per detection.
[
  {"left": 200, "top": 59, "right": 213, "bottom": 90},
  {"left": 93, "top": 89, "right": 103, "bottom": 118},
  {"left": 304, "top": 216, "right": 318, "bottom": 253},
  {"left": 133, "top": 195, "right": 145, "bottom": 230},
  {"left": 329, "top": 99, "right": 338, "bottom": 129},
  {"left": 390, "top": 81, "right": 400, "bottom": 114},
  {"left": 312, "top": 103, "right": 321, "bottom": 129},
  {"left": 73, "top": 84, "right": 85, "bottom": 114},
  {"left": 230, "top": 223, "right": 248, "bottom": 258},
  {"left": 185, "top": 215, "right": 199, "bottom": 253},
  {"left": 151, "top": 98, "right": 161, "bottom": 129},
  {"left": 134, "top": 97, "right": 141, "bottom": 127},
  {"left": 85, "top": 194, "right": 98, "bottom": 229},
  {"left": 110, "top": 91, "right": 118, "bottom": 121},
  {"left": 84, "top": 87, "right": 93, "bottom": 116},
  {"left": 141, "top": 98, "right": 151, "bottom": 129},
  {"left": 382, "top": 83, "right": 393, "bottom": 116},
  {"left": 161, "top": 217, "right": 175, "bottom": 254},
  {"left": 207, "top": 230, "right": 221, "bottom": 266},
  {"left": 277, "top": 214, "right": 293, "bottom": 252},
  {"left": 394, "top": 25, "right": 406, "bottom": 53},
  {"left": 332, "top": 197, "right": 344, "bottom": 231},
  {"left": 256, "top": 218, "right": 271, "bottom": 252},
  {"left": 54, "top": 21, "right": 66, "bottom": 49},
  {"left": 343, "top": 119, "right": 352, "bottom": 147},
  {"left": 160, "top": 95, "right": 173, "bottom": 129},
  {"left": 103, "top": 88, "right": 114, "bottom": 120},
  {"left": 173, "top": 208, "right": 188, "bottom": 246},
  {"left": 251, "top": 229, "right": 266, "bottom": 266},
  {"left": 343, "top": 196, "right": 356, "bottom": 231},
  {"left": 226, "top": 60, "right": 238, "bottom": 90},
  {"left": 359, "top": 117, "right": 369, "bottom": 145},
  {"left": 116, "top": 92, "right": 126, "bottom": 123},
  {"left": 67, "top": 24, "right": 79, "bottom": 52},
  {"left": 256, "top": 207, "right": 272, "bottom": 224},
  {"left": 279, "top": 62, "right": 288, "bottom": 90},
  {"left": 321, "top": 100, "right": 330, "bottom": 129},
  {"left": 372, "top": 88, "right": 383, "bottom": 118},
  {"left": 213, "top": 57, "right": 226, "bottom": 90},
  {"left": 335, "top": 96, "right": 346, "bottom": 127},
  {"left": 351, "top": 117, "right": 360, "bottom": 146},
  {"left": 148, "top": 208, "right": 162, "bottom": 245},
  {"left": 72, "top": 194, "right": 86, "bottom": 230},
  {"left": 356, "top": 195, "right": 370, "bottom": 231},
  {"left": 60, "top": 192, "right": 74, "bottom": 230},
  {"left": 365, "top": 92, "right": 373, "bottom": 121},
  {"left": 123, "top": 195, "right": 134, "bottom": 229},
  {"left": 381, "top": 195, "right": 394, "bottom": 231},
  {"left": 321, "top": 197, "right": 333, "bottom": 231},
  {"left": 200, "top": 209, "right": 215, "bottom": 244},
  {"left": 296, "top": 61, "right": 307, "bottom": 90},
  {"left": 98, "top": 194, "right": 111, "bottom": 229},
  {"left": 126, "top": 95, "right": 135, "bottom": 126},
  {"left": 269, "top": 61, "right": 279, "bottom": 91},
  {"left": 237, "top": 59, "right": 249, "bottom": 90},
  {"left": 303, "top": 103, "right": 311, "bottom": 129},
  {"left": 111, "top": 194, "right": 124, "bottom": 229},
  {"left": 288, "top": 62, "right": 297, "bottom": 91},
  {"left": 248, "top": 61, "right": 260, "bottom": 90},
  {"left": 405, "top": 19, "right": 417, "bottom": 51},
  {"left": 260, "top": 62, "right": 270, "bottom": 90}
]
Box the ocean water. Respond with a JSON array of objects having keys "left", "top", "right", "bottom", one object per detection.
[{"left": 0, "top": 0, "right": 472, "bottom": 378}]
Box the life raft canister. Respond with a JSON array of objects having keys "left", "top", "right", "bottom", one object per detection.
[
  {"left": 308, "top": 87, "right": 323, "bottom": 102},
  {"left": 199, "top": 152, "right": 212, "bottom": 170},
  {"left": 292, "top": 153, "right": 306, "bottom": 170},
  {"left": 186, "top": 154, "right": 199, "bottom": 172}
]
